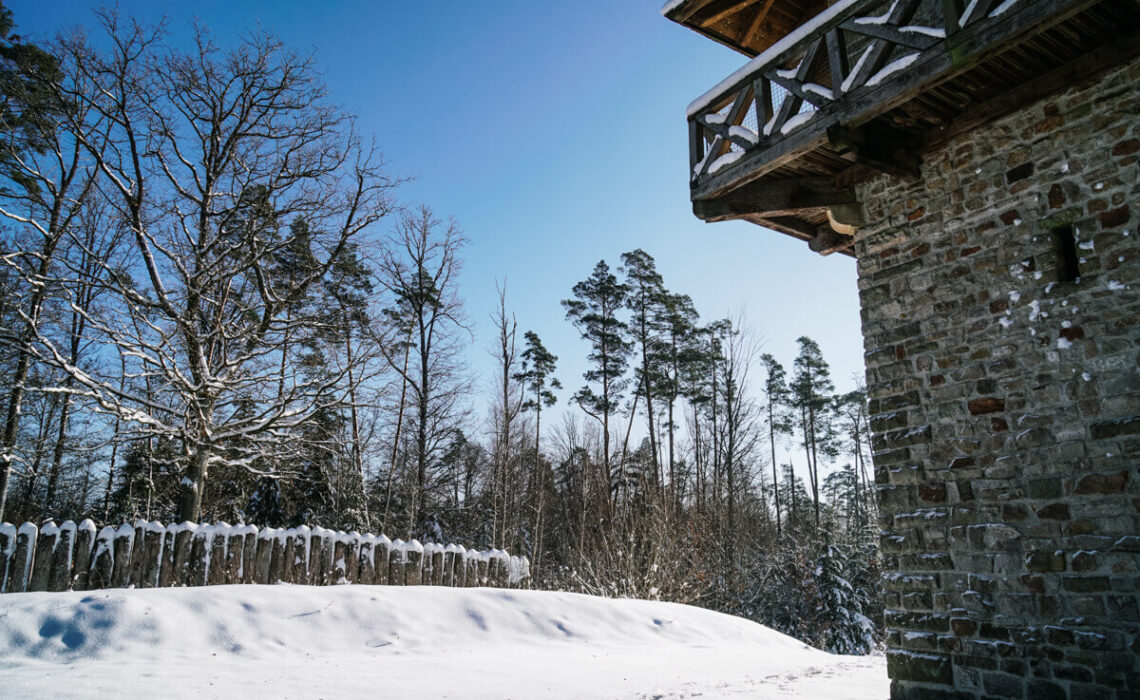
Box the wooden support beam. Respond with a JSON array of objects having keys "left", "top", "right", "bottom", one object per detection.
[
  {"left": 809, "top": 226, "right": 855, "bottom": 256},
  {"left": 756, "top": 216, "right": 856, "bottom": 257},
  {"left": 693, "top": 176, "right": 858, "bottom": 222},
  {"left": 670, "top": 0, "right": 712, "bottom": 23},
  {"left": 827, "top": 124, "right": 922, "bottom": 179},
  {"left": 839, "top": 19, "right": 941, "bottom": 51},
  {"left": 826, "top": 29, "right": 850, "bottom": 98},
  {"left": 700, "top": 0, "right": 758, "bottom": 27},
  {"left": 754, "top": 215, "right": 818, "bottom": 240},
  {"left": 943, "top": 0, "right": 966, "bottom": 34},
  {"left": 740, "top": 0, "right": 779, "bottom": 48}
]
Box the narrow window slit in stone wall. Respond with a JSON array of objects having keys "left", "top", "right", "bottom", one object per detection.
[{"left": 1050, "top": 225, "right": 1079, "bottom": 283}]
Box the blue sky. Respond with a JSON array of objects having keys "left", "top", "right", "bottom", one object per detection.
[{"left": 13, "top": 1, "right": 864, "bottom": 433}]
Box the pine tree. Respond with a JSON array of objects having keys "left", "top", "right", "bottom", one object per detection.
[
  {"left": 791, "top": 337, "right": 836, "bottom": 528},
  {"left": 562, "top": 260, "right": 630, "bottom": 510},
  {"left": 514, "top": 330, "right": 559, "bottom": 571},
  {"left": 658, "top": 292, "right": 700, "bottom": 511},
  {"left": 760, "top": 354, "right": 793, "bottom": 534},
  {"left": 619, "top": 249, "right": 666, "bottom": 496}
]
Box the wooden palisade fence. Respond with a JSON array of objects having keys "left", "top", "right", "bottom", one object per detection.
[{"left": 0, "top": 520, "right": 529, "bottom": 594}]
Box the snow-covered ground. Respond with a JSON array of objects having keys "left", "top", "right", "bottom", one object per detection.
[{"left": 0, "top": 585, "right": 887, "bottom": 699}]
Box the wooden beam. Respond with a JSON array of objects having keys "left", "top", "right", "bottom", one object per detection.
[
  {"left": 826, "top": 29, "right": 850, "bottom": 98},
  {"left": 809, "top": 226, "right": 855, "bottom": 256},
  {"left": 827, "top": 124, "right": 922, "bottom": 179},
  {"left": 839, "top": 19, "right": 941, "bottom": 51},
  {"left": 731, "top": 214, "right": 856, "bottom": 258},
  {"left": 755, "top": 215, "right": 818, "bottom": 240},
  {"left": 943, "top": 0, "right": 966, "bottom": 34},
  {"left": 757, "top": 216, "right": 856, "bottom": 257},
  {"left": 669, "top": 0, "right": 713, "bottom": 23},
  {"left": 739, "top": 0, "right": 780, "bottom": 48},
  {"left": 845, "top": 0, "right": 925, "bottom": 88},
  {"left": 700, "top": 0, "right": 759, "bottom": 27},
  {"left": 693, "top": 176, "right": 858, "bottom": 222}
]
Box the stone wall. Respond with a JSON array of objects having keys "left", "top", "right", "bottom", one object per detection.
[{"left": 854, "top": 54, "right": 1140, "bottom": 699}]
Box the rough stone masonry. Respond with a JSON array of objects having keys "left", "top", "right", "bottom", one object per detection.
[{"left": 855, "top": 54, "right": 1140, "bottom": 699}]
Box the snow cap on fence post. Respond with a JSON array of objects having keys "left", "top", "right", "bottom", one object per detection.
[
  {"left": 374, "top": 534, "right": 391, "bottom": 585},
  {"left": 431, "top": 544, "right": 444, "bottom": 586},
  {"left": 464, "top": 548, "right": 479, "bottom": 588},
  {"left": 388, "top": 538, "right": 406, "bottom": 586},
  {"left": 404, "top": 540, "right": 424, "bottom": 586},
  {"left": 420, "top": 542, "right": 436, "bottom": 585}
]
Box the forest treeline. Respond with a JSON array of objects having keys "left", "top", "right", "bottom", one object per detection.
[{"left": 0, "top": 5, "right": 881, "bottom": 652}]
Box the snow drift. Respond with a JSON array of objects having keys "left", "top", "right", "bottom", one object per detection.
[{"left": 0, "top": 585, "right": 887, "bottom": 699}]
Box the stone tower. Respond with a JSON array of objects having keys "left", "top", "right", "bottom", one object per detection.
[{"left": 664, "top": 0, "right": 1139, "bottom": 697}]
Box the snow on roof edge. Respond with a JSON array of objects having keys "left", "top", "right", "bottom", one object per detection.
[
  {"left": 686, "top": 0, "right": 863, "bottom": 118},
  {"left": 661, "top": 0, "right": 687, "bottom": 17}
]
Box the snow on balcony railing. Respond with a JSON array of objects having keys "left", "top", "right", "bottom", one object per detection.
[{"left": 687, "top": 0, "right": 1032, "bottom": 193}]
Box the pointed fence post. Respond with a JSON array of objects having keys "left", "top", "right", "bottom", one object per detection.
[
  {"left": 48, "top": 521, "right": 77, "bottom": 592},
  {"left": 388, "top": 539, "right": 406, "bottom": 586},
  {"left": 171, "top": 523, "right": 197, "bottom": 586},
  {"left": 405, "top": 540, "right": 424, "bottom": 586},
  {"left": 0, "top": 522, "right": 16, "bottom": 593},
  {"left": 71, "top": 520, "right": 96, "bottom": 591},
  {"left": 254, "top": 528, "right": 275, "bottom": 584},
  {"left": 29, "top": 521, "right": 59, "bottom": 591},
  {"left": 374, "top": 535, "right": 391, "bottom": 585},
  {"left": 109, "top": 523, "right": 134, "bottom": 588},
  {"left": 242, "top": 526, "right": 259, "bottom": 584},
  {"left": 88, "top": 526, "right": 116, "bottom": 590},
  {"left": 126, "top": 520, "right": 148, "bottom": 587},
  {"left": 420, "top": 543, "right": 435, "bottom": 585},
  {"left": 139, "top": 522, "right": 164, "bottom": 588},
  {"left": 357, "top": 535, "right": 375, "bottom": 585},
  {"left": 11, "top": 522, "right": 38, "bottom": 592}
]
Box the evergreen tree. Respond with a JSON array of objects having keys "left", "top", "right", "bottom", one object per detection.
[
  {"left": 0, "top": 0, "right": 61, "bottom": 171},
  {"left": 658, "top": 292, "right": 700, "bottom": 510},
  {"left": 619, "top": 249, "right": 666, "bottom": 495},
  {"left": 760, "top": 354, "right": 793, "bottom": 534},
  {"left": 815, "top": 538, "right": 877, "bottom": 655},
  {"left": 562, "top": 260, "right": 630, "bottom": 508},
  {"left": 791, "top": 337, "right": 836, "bottom": 528}
]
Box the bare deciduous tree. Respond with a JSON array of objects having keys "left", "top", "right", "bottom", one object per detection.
[
  {"left": 27, "top": 16, "right": 396, "bottom": 521},
  {"left": 376, "top": 205, "right": 470, "bottom": 536}
]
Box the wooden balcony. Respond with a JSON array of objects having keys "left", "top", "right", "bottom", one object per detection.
[{"left": 685, "top": 0, "right": 1140, "bottom": 256}]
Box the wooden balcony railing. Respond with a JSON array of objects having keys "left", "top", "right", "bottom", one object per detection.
[{"left": 687, "top": 0, "right": 1092, "bottom": 200}]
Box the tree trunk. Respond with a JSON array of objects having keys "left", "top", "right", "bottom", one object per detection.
[
  {"left": 178, "top": 446, "right": 210, "bottom": 522},
  {"left": 383, "top": 335, "right": 411, "bottom": 532},
  {"left": 769, "top": 401, "right": 782, "bottom": 535}
]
